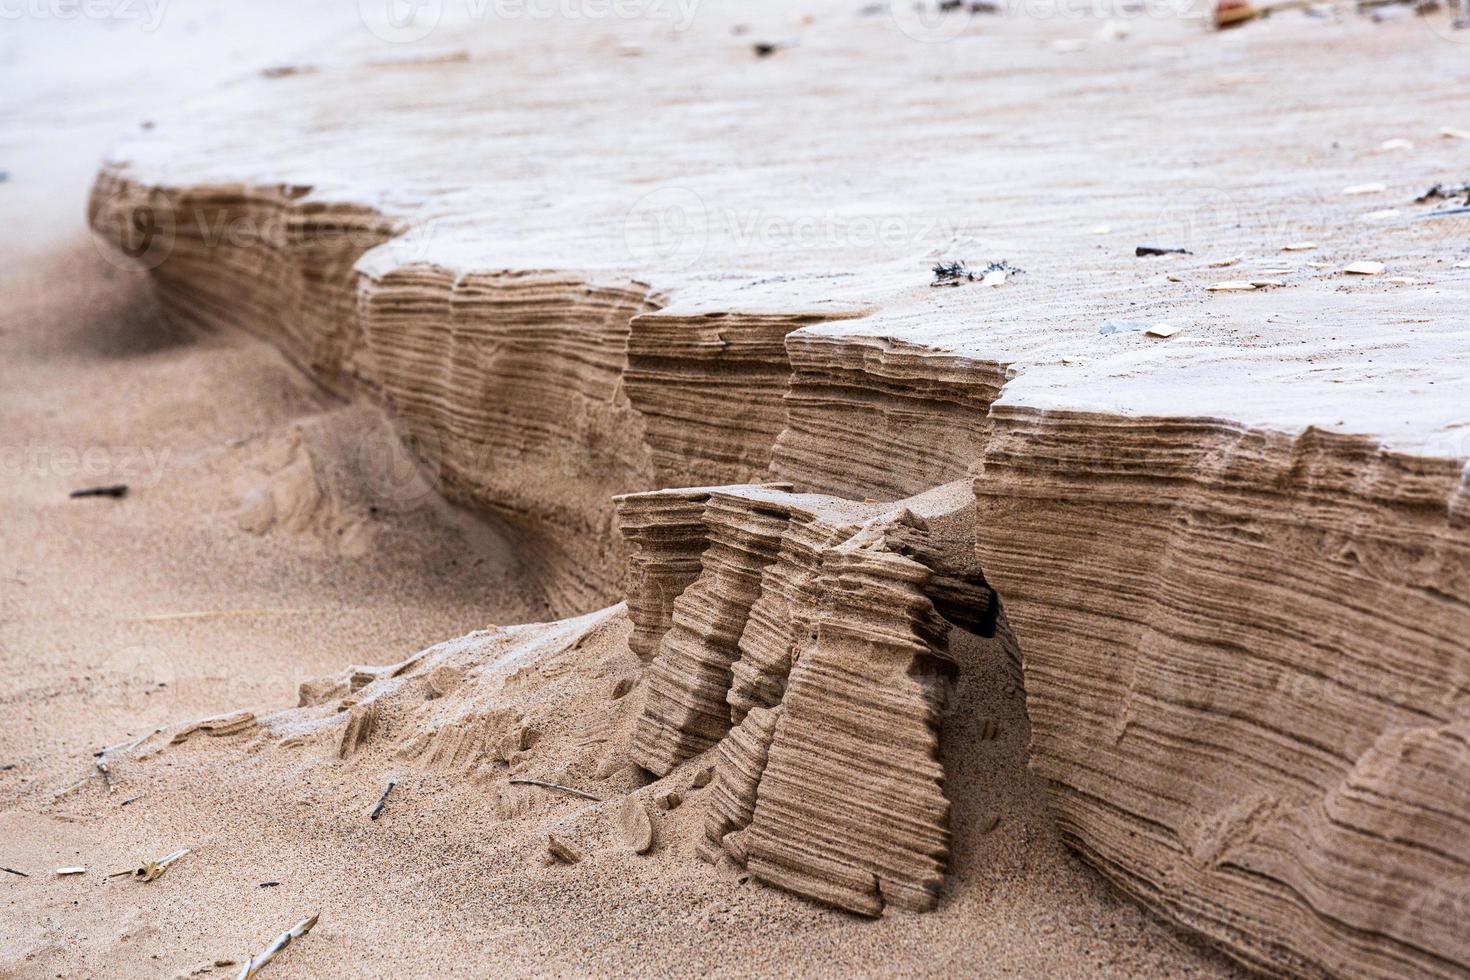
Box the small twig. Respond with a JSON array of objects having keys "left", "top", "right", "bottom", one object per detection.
[
  {"left": 259, "top": 881, "right": 280, "bottom": 888},
  {"left": 98, "top": 731, "right": 156, "bottom": 755},
  {"left": 508, "top": 778, "right": 602, "bottom": 801},
  {"left": 69, "top": 484, "right": 128, "bottom": 499},
  {"left": 131, "top": 608, "right": 327, "bottom": 624},
  {"left": 237, "top": 912, "right": 319, "bottom": 979},
  {"left": 370, "top": 781, "right": 395, "bottom": 821},
  {"left": 2, "top": 867, "right": 28, "bottom": 878},
  {"left": 120, "top": 794, "right": 144, "bottom": 807},
  {"left": 107, "top": 847, "right": 190, "bottom": 882}
]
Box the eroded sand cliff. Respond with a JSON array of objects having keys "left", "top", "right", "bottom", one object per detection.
[{"left": 75, "top": 1, "right": 1470, "bottom": 975}]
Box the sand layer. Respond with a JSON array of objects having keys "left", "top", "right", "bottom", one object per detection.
[{"left": 8, "top": 0, "right": 1470, "bottom": 976}]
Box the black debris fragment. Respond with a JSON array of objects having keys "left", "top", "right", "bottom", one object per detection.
[
  {"left": 2, "top": 867, "right": 29, "bottom": 878},
  {"left": 932, "top": 261, "right": 975, "bottom": 284},
  {"left": 752, "top": 42, "right": 781, "bottom": 57},
  {"left": 1414, "top": 181, "right": 1470, "bottom": 205},
  {"left": 70, "top": 485, "right": 128, "bottom": 499},
  {"left": 931, "top": 260, "right": 1023, "bottom": 287},
  {"left": 1136, "top": 245, "right": 1192, "bottom": 257},
  {"left": 370, "top": 781, "right": 396, "bottom": 820}
]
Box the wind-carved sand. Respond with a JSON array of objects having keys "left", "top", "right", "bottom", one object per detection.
[{"left": 87, "top": 1, "right": 1470, "bottom": 976}]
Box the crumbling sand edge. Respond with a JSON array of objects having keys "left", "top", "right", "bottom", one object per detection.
[{"left": 89, "top": 164, "right": 1470, "bottom": 979}]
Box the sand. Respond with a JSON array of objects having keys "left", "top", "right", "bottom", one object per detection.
[
  {"left": 0, "top": 6, "right": 1246, "bottom": 976},
  {"left": 7, "top": 1, "right": 1461, "bottom": 976},
  {"left": 0, "top": 249, "right": 1243, "bottom": 976}
]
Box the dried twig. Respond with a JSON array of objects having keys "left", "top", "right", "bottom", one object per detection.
[
  {"left": 109, "top": 848, "right": 190, "bottom": 882},
  {"left": 120, "top": 794, "right": 144, "bottom": 807},
  {"left": 69, "top": 484, "right": 128, "bottom": 499},
  {"left": 2, "top": 867, "right": 28, "bottom": 877},
  {"left": 133, "top": 608, "right": 326, "bottom": 624},
  {"left": 236, "top": 912, "right": 319, "bottom": 979},
  {"left": 370, "top": 781, "right": 395, "bottom": 821},
  {"left": 508, "top": 778, "right": 602, "bottom": 801},
  {"left": 98, "top": 731, "right": 157, "bottom": 756}
]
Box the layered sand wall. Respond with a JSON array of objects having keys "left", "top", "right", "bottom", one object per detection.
[
  {"left": 86, "top": 8, "right": 1470, "bottom": 973},
  {"left": 90, "top": 168, "right": 1470, "bottom": 979}
]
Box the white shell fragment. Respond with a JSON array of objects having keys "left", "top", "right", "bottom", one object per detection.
[
  {"left": 1342, "top": 182, "right": 1387, "bottom": 196},
  {"left": 1282, "top": 242, "right": 1318, "bottom": 251},
  {"left": 55, "top": 867, "right": 87, "bottom": 876},
  {"left": 1378, "top": 138, "right": 1413, "bottom": 151},
  {"left": 1144, "top": 323, "right": 1181, "bottom": 338},
  {"left": 1344, "top": 261, "right": 1386, "bottom": 275},
  {"left": 1207, "top": 280, "right": 1258, "bottom": 291}
]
